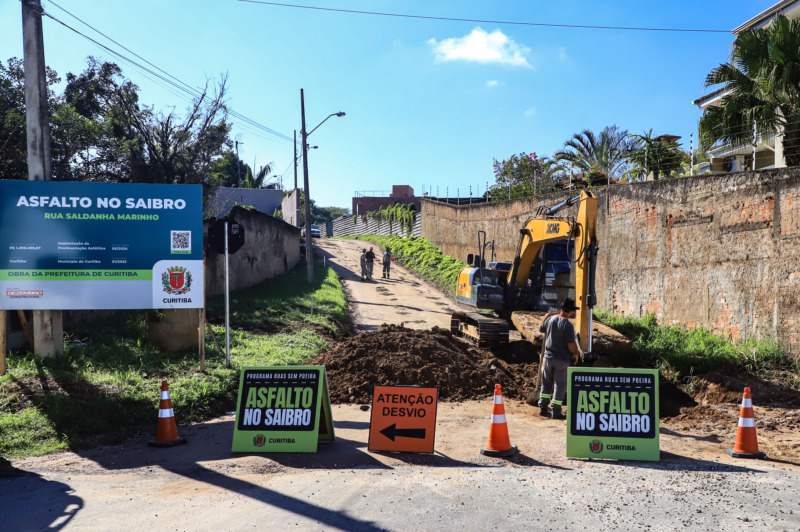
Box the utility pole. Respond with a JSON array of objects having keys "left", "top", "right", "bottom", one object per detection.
[
  {"left": 301, "top": 89, "right": 314, "bottom": 284},
  {"left": 294, "top": 130, "right": 300, "bottom": 228},
  {"left": 235, "top": 139, "right": 243, "bottom": 183},
  {"left": 22, "top": 0, "right": 63, "bottom": 358}
]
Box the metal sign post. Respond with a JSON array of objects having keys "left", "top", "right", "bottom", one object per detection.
[{"left": 224, "top": 221, "right": 231, "bottom": 368}]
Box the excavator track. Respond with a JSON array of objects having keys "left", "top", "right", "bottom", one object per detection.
[{"left": 450, "top": 312, "right": 509, "bottom": 349}]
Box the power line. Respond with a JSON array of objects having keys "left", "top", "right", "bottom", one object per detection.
[
  {"left": 236, "top": 0, "right": 730, "bottom": 34},
  {"left": 42, "top": 2, "right": 295, "bottom": 145}
]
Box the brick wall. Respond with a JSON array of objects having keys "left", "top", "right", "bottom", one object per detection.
[{"left": 420, "top": 169, "right": 800, "bottom": 354}]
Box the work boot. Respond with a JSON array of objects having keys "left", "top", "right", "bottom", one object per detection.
[
  {"left": 551, "top": 408, "right": 566, "bottom": 420},
  {"left": 537, "top": 398, "right": 550, "bottom": 417}
]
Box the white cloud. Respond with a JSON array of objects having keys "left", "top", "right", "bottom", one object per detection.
[
  {"left": 428, "top": 27, "right": 532, "bottom": 68},
  {"left": 524, "top": 107, "right": 537, "bottom": 116},
  {"left": 486, "top": 80, "right": 500, "bottom": 88}
]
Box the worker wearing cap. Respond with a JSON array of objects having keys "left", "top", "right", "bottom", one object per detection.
[{"left": 537, "top": 297, "right": 580, "bottom": 420}]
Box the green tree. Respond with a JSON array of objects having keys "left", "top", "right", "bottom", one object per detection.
[
  {"left": 625, "top": 130, "right": 685, "bottom": 180},
  {"left": 0, "top": 58, "right": 30, "bottom": 180},
  {"left": 61, "top": 58, "right": 232, "bottom": 187},
  {"left": 554, "top": 125, "right": 633, "bottom": 179},
  {"left": 490, "top": 151, "right": 556, "bottom": 200},
  {"left": 698, "top": 14, "right": 800, "bottom": 167},
  {"left": 293, "top": 189, "right": 348, "bottom": 226}
]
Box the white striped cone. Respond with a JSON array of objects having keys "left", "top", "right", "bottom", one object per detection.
[
  {"left": 148, "top": 380, "right": 187, "bottom": 447},
  {"left": 727, "top": 387, "right": 765, "bottom": 459},
  {"left": 481, "top": 384, "right": 518, "bottom": 457}
]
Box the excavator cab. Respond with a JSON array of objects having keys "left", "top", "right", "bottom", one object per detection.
[
  {"left": 524, "top": 241, "right": 576, "bottom": 311},
  {"left": 456, "top": 233, "right": 505, "bottom": 310}
]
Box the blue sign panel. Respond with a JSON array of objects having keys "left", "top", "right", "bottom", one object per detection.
[{"left": 0, "top": 180, "right": 204, "bottom": 310}]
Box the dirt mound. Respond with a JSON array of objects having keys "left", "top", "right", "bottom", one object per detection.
[
  {"left": 312, "top": 325, "right": 800, "bottom": 436},
  {"left": 310, "top": 324, "right": 537, "bottom": 403},
  {"left": 690, "top": 368, "right": 800, "bottom": 407}
]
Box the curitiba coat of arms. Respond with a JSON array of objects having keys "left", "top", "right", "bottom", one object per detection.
[{"left": 162, "top": 266, "right": 192, "bottom": 294}]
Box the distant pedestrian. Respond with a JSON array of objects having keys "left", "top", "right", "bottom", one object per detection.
[
  {"left": 360, "top": 248, "right": 368, "bottom": 281},
  {"left": 382, "top": 246, "right": 392, "bottom": 278},
  {"left": 365, "top": 246, "right": 376, "bottom": 279},
  {"left": 537, "top": 297, "right": 580, "bottom": 420}
]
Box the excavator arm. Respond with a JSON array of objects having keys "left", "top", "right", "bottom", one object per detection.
[
  {"left": 451, "top": 189, "right": 599, "bottom": 360},
  {"left": 506, "top": 190, "right": 598, "bottom": 358}
]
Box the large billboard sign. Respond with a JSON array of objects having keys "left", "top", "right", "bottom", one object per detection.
[
  {"left": 0, "top": 180, "right": 204, "bottom": 310},
  {"left": 566, "top": 367, "right": 660, "bottom": 461}
]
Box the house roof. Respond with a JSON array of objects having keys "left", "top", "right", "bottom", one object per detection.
[
  {"left": 692, "top": 86, "right": 729, "bottom": 108},
  {"left": 732, "top": 0, "right": 800, "bottom": 34},
  {"left": 695, "top": 2, "right": 800, "bottom": 109}
]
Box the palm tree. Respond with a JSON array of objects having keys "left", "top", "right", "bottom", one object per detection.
[
  {"left": 241, "top": 162, "right": 274, "bottom": 188},
  {"left": 625, "top": 129, "right": 685, "bottom": 180},
  {"left": 554, "top": 125, "right": 633, "bottom": 179},
  {"left": 699, "top": 14, "right": 800, "bottom": 167}
]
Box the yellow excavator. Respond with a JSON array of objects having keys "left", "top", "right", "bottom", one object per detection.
[{"left": 451, "top": 190, "right": 599, "bottom": 360}]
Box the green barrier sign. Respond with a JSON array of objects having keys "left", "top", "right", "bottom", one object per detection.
[
  {"left": 566, "top": 367, "right": 660, "bottom": 461},
  {"left": 232, "top": 366, "right": 334, "bottom": 453}
]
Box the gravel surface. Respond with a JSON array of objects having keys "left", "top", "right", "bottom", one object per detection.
[{"left": 3, "top": 239, "right": 799, "bottom": 530}]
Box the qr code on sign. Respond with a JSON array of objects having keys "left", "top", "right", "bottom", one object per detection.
[{"left": 171, "top": 231, "right": 191, "bottom": 254}]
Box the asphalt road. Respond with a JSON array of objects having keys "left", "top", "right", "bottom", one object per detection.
[{"left": 3, "top": 404, "right": 800, "bottom": 531}]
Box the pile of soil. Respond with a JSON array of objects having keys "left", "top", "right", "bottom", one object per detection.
[
  {"left": 312, "top": 325, "right": 800, "bottom": 436},
  {"left": 310, "top": 324, "right": 537, "bottom": 403}
]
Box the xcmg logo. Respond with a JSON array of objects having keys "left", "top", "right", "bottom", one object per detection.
[{"left": 546, "top": 223, "right": 561, "bottom": 234}]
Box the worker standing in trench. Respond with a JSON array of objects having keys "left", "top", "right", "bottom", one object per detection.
[{"left": 537, "top": 298, "right": 581, "bottom": 420}]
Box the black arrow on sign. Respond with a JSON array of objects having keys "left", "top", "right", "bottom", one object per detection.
[{"left": 380, "top": 423, "right": 426, "bottom": 441}]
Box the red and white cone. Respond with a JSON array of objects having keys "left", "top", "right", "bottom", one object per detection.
[
  {"left": 727, "top": 387, "right": 765, "bottom": 459},
  {"left": 481, "top": 384, "right": 518, "bottom": 457},
  {"left": 148, "top": 380, "right": 187, "bottom": 447}
]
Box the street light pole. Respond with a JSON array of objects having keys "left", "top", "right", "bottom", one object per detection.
[{"left": 299, "top": 88, "right": 345, "bottom": 284}]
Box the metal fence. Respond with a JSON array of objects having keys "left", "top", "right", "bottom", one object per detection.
[{"left": 331, "top": 215, "right": 421, "bottom": 238}]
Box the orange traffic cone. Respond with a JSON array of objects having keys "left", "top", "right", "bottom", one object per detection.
[
  {"left": 481, "top": 384, "right": 518, "bottom": 457},
  {"left": 148, "top": 380, "right": 187, "bottom": 447},
  {"left": 727, "top": 387, "right": 766, "bottom": 459}
]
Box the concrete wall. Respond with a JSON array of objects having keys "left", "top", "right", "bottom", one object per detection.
[
  {"left": 281, "top": 189, "right": 301, "bottom": 228},
  {"left": 420, "top": 169, "right": 800, "bottom": 354},
  {"left": 420, "top": 195, "right": 567, "bottom": 263},
  {"left": 206, "top": 188, "right": 283, "bottom": 219},
  {"left": 205, "top": 206, "right": 300, "bottom": 296}
]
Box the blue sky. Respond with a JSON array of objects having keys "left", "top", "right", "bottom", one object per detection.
[{"left": 0, "top": 0, "right": 781, "bottom": 210}]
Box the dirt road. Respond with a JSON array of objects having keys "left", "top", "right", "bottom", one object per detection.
[
  {"left": 314, "top": 238, "right": 456, "bottom": 332},
  {"left": 3, "top": 240, "right": 800, "bottom": 530}
]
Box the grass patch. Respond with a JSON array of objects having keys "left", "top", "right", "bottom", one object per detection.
[
  {"left": 596, "top": 311, "right": 799, "bottom": 388},
  {"left": 0, "top": 262, "right": 347, "bottom": 459},
  {"left": 342, "top": 234, "right": 466, "bottom": 295}
]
